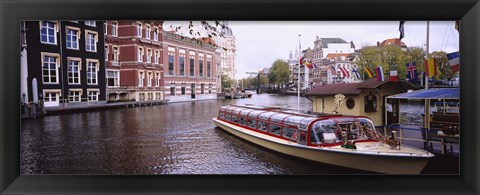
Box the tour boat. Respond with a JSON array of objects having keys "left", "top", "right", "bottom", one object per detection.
[{"left": 212, "top": 105, "right": 434, "bottom": 174}]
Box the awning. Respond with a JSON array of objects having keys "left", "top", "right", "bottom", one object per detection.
[{"left": 387, "top": 88, "right": 459, "bottom": 100}]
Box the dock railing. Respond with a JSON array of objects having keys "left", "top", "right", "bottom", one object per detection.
[{"left": 386, "top": 124, "right": 459, "bottom": 155}]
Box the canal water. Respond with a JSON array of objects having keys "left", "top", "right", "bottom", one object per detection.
[{"left": 20, "top": 94, "right": 454, "bottom": 174}]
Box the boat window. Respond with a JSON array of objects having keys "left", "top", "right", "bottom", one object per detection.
[
  {"left": 257, "top": 121, "right": 267, "bottom": 131},
  {"left": 239, "top": 109, "right": 252, "bottom": 117},
  {"left": 311, "top": 120, "right": 339, "bottom": 144},
  {"left": 284, "top": 116, "right": 306, "bottom": 127},
  {"left": 299, "top": 117, "right": 317, "bottom": 129},
  {"left": 232, "top": 107, "right": 244, "bottom": 115},
  {"left": 219, "top": 112, "right": 225, "bottom": 119},
  {"left": 231, "top": 115, "right": 238, "bottom": 124},
  {"left": 268, "top": 124, "right": 281, "bottom": 135},
  {"left": 247, "top": 119, "right": 256, "bottom": 129},
  {"left": 297, "top": 129, "right": 307, "bottom": 145},
  {"left": 258, "top": 112, "right": 276, "bottom": 121},
  {"left": 282, "top": 127, "right": 296, "bottom": 141},
  {"left": 270, "top": 114, "right": 290, "bottom": 123},
  {"left": 238, "top": 117, "right": 247, "bottom": 126},
  {"left": 225, "top": 107, "right": 236, "bottom": 114},
  {"left": 247, "top": 110, "right": 264, "bottom": 119}
]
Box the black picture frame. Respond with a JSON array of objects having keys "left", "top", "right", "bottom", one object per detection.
[{"left": 1, "top": 0, "right": 479, "bottom": 194}]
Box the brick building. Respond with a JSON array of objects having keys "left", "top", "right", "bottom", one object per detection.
[
  {"left": 104, "top": 21, "right": 164, "bottom": 102},
  {"left": 23, "top": 21, "right": 106, "bottom": 107},
  {"left": 163, "top": 31, "right": 217, "bottom": 102}
]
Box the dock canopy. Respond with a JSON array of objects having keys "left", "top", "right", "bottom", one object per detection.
[{"left": 387, "top": 88, "right": 459, "bottom": 100}]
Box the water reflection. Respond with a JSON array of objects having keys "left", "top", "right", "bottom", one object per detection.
[{"left": 22, "top": 94, "right": 419, "bottom": 174}]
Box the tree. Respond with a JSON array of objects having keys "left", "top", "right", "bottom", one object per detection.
[
  {"left": 268, "top": 59, "right": 291, "bottom": 89},
  {"left": 221, "top": 74, "right": 233, "bottom": 89}
]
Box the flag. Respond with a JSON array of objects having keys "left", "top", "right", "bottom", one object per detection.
[
  {"left": 406, "top": 62, "right": 417, "bottom": 80},
  {"left": 454, "top": 21, "right": 459, "bottom": 32},
  {"left": 304, "top": 61, "right": 313, "bottom": 69},
  {"left": 313, "top": 63, "right": 318, "bottom": 69},
  {"left": 375, "top": 66, "right": 384, "bottom": 81},
  {"left": 425, "top": 58, "right": 437, "bottom": 77},
  {"left": 389, "top": 65, "right": 398, "bottom": 82},
  {"left": 364, "top": 67, "right": 373, "bottom": 78},
  {"left": 300, "top": 58, "right": 304, "bottom": 65},
  {"left": 352, "top": 67, "right": 360, "bottom": 79},
  {"left": 447, "top": 51, "right": 460, "bottom": 73},
  {"left": 399, "top": 21, "right": 405, "bottom": 40},
  {"left": 339, "top": 67, "right": 349, "bottom": 77},
  {"left": 330, "top": 65, "right": 336, "bottom": 75}
]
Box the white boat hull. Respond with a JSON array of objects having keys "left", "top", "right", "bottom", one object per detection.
[{"left": 213, "top": 118, "right": 433, "bottom": 174}]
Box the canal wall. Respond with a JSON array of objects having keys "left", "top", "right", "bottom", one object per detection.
[{"left": 166, "top": 94, "right": 217, "bottom": 103}]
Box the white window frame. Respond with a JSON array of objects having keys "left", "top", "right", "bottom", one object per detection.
[
  {"left": 138, "top": 47, "right": 144, "bottom": 62},
  {"left": 87, "top": 89, "right": 100, "bottom": 102},
  {"left": 153, "top": 27, "right": 158, "bottom": 41},
  {"left": 111, "top": 21, "right": 118, "bottom": 36},
  {"left": 85, "top": 30, "right": 98, "bottom": 52},
  {"left": 40, "top": 21, "right": 58, "bottom": 45},
  {"left": 138, "top": 71, "right": 144, "bottom": 87},
  {"left": 66, "top": 26, "right": 80, "bottom": 50},
  {"left": 147, "top": 71, "right": 153, "bottom": 87},
  {"left": 154, "top": 50, "right": 159, "bottom": 64},
  {"left": 113, "top": 46, "right": 119, "bottom": 65},
  {"left": 105, "top": 46, "right": 109, "bottom": 61},
  {"left": 43, "top": 90, "right": 61, "bottom": 107},
  {"left": 85, "top": 21, "right": 96, "bottom": 27},
  {"left": 145, "top": 24, "right": 151, "bottom": 39},
  {"left": 146, "top": 49, "right": 152, "bottom": 63},
  {"left": 136, "top": 22, "right": 142, "bottom": 38},
  {"left": 86, "top": 59, "right": 99, "bottom": 85},
  {"left": 106, "top": 70, "right": 120, "bottom": 87},
  {"left": 67, "top": 57, "right": 81, "bottom": 85},
  {"left": 68, "top": 89, "right": 82, "bottom": 102},
  {"left": 155, "top": 72, "right": 160, "bottom": 87},
  {"left": 41, "top": 52, "right": 60, "bottom": 84}
]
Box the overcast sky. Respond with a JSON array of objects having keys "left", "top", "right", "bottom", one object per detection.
[{"left": 165, "top": 21, "right": 459, "bottom": 80}]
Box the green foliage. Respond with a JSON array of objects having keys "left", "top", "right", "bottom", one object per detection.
[
  {"left": 221, "top": 74, "right": 234, "bottom": 89},
  {"left": 357, "top": 46, "right": 454, "bottom": 80},
  {"left": 268, "top": 59, "right": 291, "bottom": 88}
]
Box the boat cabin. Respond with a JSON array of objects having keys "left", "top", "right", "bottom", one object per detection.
[{"left": 217, "top": 105, "right": 381, "bottom": 147}]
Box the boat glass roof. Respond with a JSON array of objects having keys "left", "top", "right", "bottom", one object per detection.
[
  {"left": 258, "top": 112, "right": 277, "bottom": 121},
  {"left": 270, "top": 113, "right": 291, "bottom": 123},
  {"left": 247, "top": 110, "right": 265, "bottom": 118}
]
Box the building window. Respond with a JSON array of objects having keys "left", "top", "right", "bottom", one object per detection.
[
  {"left": 199, "top": 59, "right": 204, "bottom": 77},
  {"left": 87, "top": 60, "right": 98, "bottom": 85},
  {"left": 112, "top": 21, "right": 118, "bottom": 36},
  {"left": 155, "top": 72, "right": 160, "bottom": 87},
  {"left": 85, "top": 31, "right": 97, "bottom": 52},
  {"left": 107, "top": 70, "right": 119, "bottom": 87},
  {"left": 154, "top": 50, "right": 159, "bottom": 64},
  {"left": 87, "top": 90, "right": 99, "bottom": 101},
  {"left": 44, "top": 92, "right": 59, "bottom": 105},
  {"left": 201, "top": 84, "right": 205, "bottom": 94},
  {"left": 105, "top": 46, "right": 109, "bottom": 61},
  {"left": 138, "top": 71, "right": 144, "bottom": 87},
  {"left": 68, "top": 90, "right": 82, "bottom": 102},
  {"left": 179, "top": 56, "right": 185, "bottom": 76},
  {"left": 170, "top": 84, "right": 175, "bottom": 96},
  {"left": 66, "top": 27, "right": 79, "bottom": 49},
  {"left": 40, "top": 21, "right": 57, "bottom": 44},
  {"left": 181, "top": 84, "right": 186, "bottom": 95},
  {"left": 147, "top": 71, "right": 152, "bottom": 87},
  {"left": 42, "top": 54, "right": 59, "bottom": 84},
  {"left": 207, "top": 60, "right": 211, "bottom": 77},
  {"left": 168, "top": 53, "right": 174, "bottom": 75},
  {"left": 147, "top": 49, "right": 152, "bottom": 63},
  {"left": 85, "top": 21, "right": 96, "bottom": 27},
  {"left": 67, "top": 58, "right": 81, "bottom": 84},
  {"left": 189, "top": 57, "right": 195, "bottom": 76},
  {"left": 138, "top": 48, "right": 144, "bottom": 62},
  {"left": 153, "top": 27, "right": 158, "bottom": 41},
  {"left": 136, "top": 22, "right": 142, "bottom": 38},
  {"left": 209, "top": 84, "right": 212, "bottom": 94},
  {"left": 113, "top": 46, "right": 119, "bottom": 65},
  {"left": 145, "top": 25, "right": 151, "bottom": 39}
]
